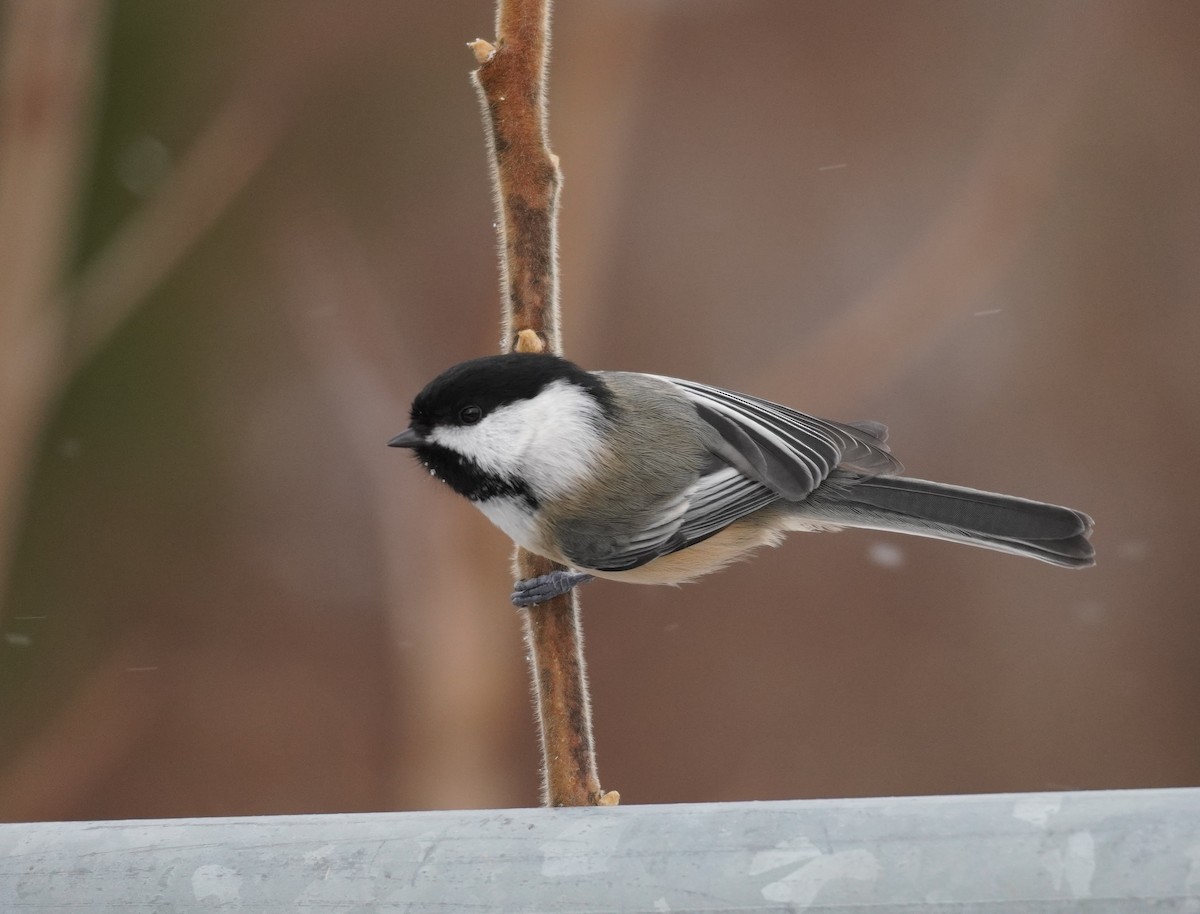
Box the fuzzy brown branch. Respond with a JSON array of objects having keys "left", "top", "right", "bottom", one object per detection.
[
  {"left": 470, "top": 0, "right": 562, "bottom": 357},
  {"left": 471, "top": 0, "right": 617, "bottom": 808}
]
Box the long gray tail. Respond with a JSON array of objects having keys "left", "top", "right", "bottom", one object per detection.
[{"left": 801, "top": 476, "right": 1095, "bottom": 568}]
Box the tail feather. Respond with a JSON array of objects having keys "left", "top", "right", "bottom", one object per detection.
[{"left": 800, "top": 476, "right": 1095, "bottom": 568}]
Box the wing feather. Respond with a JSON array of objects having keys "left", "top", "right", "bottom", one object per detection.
[
  {"left": 579, "top": 467, "right": 779, "bottom": 572},
  {"left": 662, "top": 377, "right": 902, "bottom": 498},
  {"left": 566, "top": 374, "right": 902, "bottom": 572}
]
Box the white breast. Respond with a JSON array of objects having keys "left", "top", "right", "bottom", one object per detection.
[{"left": 475, "top": 496, "right": 545, "bottom": 554}]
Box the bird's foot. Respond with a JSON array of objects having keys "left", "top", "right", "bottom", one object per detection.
[{"left": 511, "top": 571, "right": 594, "bottom": 607}]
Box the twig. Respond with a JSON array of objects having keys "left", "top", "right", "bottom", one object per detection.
[{"left": 471, "top": 0, "right": 617, "bottom": 807}]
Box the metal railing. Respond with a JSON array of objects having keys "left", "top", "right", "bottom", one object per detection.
[{"left": 2, "top": 788, "right": 1196, "bottom": 911}]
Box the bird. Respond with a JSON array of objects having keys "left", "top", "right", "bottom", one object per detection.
[{"left": 389, "top": 353, "right": 1094, "bottom": 606}]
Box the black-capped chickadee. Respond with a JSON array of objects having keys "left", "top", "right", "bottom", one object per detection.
[{"left": 389, "top": 354, "right": 1094, "bottom": 606}]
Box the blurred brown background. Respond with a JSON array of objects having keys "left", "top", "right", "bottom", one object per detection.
[{"left": 1, "top": 0, "right": 1198, "bottom": 820}]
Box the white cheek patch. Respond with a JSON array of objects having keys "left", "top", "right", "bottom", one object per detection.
[
  {"left": 427, "top": 380, "right": 606, "bottom": 498},
  {"left": 429, "top": 412, "right": 529, "bottom": 479}
]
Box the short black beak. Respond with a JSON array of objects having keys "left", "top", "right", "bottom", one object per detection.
[{"left": 387, "top": 428, "right": 423, "bottom": 448}]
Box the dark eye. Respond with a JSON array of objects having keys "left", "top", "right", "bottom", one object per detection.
[{"left": 458, "top": 405, "right": 483, "bottom": 425}]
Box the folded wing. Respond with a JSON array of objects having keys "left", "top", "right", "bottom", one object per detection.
[
  {"left": 663, "top": 377, "right": 902, "bottom": 499},
  {"left": 568, "top": 377, "right": 901, "bottom": 572}
]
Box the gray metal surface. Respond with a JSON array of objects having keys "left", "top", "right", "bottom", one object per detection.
[{"left": 2, "top": 788, "right": 1197, "bottom": 912}]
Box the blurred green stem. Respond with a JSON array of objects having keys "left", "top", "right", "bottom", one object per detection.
[{"left": 0, "top": 0, "right": 107, "bottom": 623}]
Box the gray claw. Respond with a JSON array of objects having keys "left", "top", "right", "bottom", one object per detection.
[{"left": 511, "top": 571, "right": 595, "bottom": 607}]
